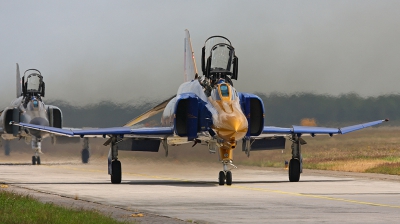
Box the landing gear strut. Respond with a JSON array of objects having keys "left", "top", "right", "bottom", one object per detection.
[{"left": 217, "top": 141, "right": 237, "bottom": 186}]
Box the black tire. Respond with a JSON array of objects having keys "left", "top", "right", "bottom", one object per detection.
[
  {"left": 36, "top": 156, "right": 41, "bottom": 165},
  {"left": 289, "top": 159, "right": 301, "bottom": 182},
  {"left": 226, "top": 171, "right": 232, "bottom": 186},
  {"left": 32, "top": 156, "right": 36, "bottom": 165},
  {"left": 81, "top": 148, "right": 90, "bottom": 163},
  {"left": 218, "top": 171, "right": 225, "bottom": 185},
  {"left": 111, "top": 160, "right": 122, "bottom": 184}
]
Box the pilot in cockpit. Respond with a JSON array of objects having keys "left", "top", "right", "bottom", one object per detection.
[
  {"left": 28, "top": 96, "right": 40, "bottom": 110},
  {"left": 210, "top": 79, "right": 238, "bottom": 102},
  {"left": 22, "top": 69, "right": 45, "bottom": 108}
]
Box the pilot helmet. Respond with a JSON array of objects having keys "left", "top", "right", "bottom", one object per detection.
[
  {"left": 31, "top": 96, "right": 39, "bottom": 108},
  {"left": 217, "top": 78, "right": 226, "bottom": 85}
]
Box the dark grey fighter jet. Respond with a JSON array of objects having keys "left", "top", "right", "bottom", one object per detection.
[{"left": 0, "top": 64, "right": 68, "bottom": 164}]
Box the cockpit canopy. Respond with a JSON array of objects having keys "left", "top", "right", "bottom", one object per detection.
[
  {"left": 22, "top": 69, "right": 45, "bottom": 97},
  {"left": 202, "top": 36, "right": 238, "bottom": 81}
]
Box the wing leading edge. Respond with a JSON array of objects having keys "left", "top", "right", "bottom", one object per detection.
[
  {"left": 11, "top": 122, "right": 174, "bottom": 137},
  {"left": 12, "top": 119, "right": 387, "bottom": 138},
  {"left": 263, "top": 119, "right": 388, "bottom": 136}
]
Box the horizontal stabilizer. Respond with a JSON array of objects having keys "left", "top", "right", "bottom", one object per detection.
[{"left": 123, "top": 95, "right": 175, "bottom": 127}]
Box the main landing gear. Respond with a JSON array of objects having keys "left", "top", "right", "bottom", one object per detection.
[
  {"left": 289, "top": 158, "right": 300, "bottom": 182},
  {"left": 110, "top": 160, "right": 121, "bottom": 184},
  {"left": 81, "top": 138, "right": 90, "bottom": 163},
  {"left": 288, "top": 135, "right": 303, "bottom": 182},
  {"left": 108, "top": 136, "right": 122, "bottom": 184}
]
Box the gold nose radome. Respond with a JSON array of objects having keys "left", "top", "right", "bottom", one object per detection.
[{"left": 217, "top": 115, "right": 248, "bottom": 141}]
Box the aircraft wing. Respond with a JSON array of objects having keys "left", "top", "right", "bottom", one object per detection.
[
  {"left": 262, "top": 119, "right": 388, "bottom": 136},
  {"left": 12, "top": 119, "right": 387, "bottom": 140},
  {"left": 12, "top": 122, "right": 174, "bottom": 138}
]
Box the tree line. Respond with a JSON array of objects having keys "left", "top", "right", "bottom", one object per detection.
[{"left": 47, "top": 92, "right": 399, "bottom": 128}]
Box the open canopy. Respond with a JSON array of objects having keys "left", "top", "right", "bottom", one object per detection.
[
  {"left": 202, "top": 36, "right": 238, "bottom": 81},
  {"left": 23, "top": 69, "right": 45, "bottom": 96}
]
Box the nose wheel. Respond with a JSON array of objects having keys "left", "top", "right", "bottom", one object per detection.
[
  {"left": 32, "top": 156, "right": 41, "bottom": 165},
  {"left": 218, "top": 161, "right": 236, "bottom": 185},
  {"left": 218, "top": 171, "right": 232, "bottom": 185}
]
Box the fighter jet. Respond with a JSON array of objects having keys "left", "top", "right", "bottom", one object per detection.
[
  {"left": 0, "top": 64, "right": 84, "bottom": 164},
  {"left": 13, "top": 30, "right": 388, "bottom": 184}
]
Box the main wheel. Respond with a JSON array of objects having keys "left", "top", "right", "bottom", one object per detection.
[
  {"left": 289, "top": 159, "right": 301, "bottom": 182},
  {"left": 36, "top": 156, "right": 41, "bottom": 165},
  {"left": 32, "top": 156, "right": 36, "bottom": 165},
  {"left": 218, "top": 171, "right": 225, "bottom": 185},
  {"left": 81, "top": 148, "right": 90, "bottom": 163},
  {"left": 111, "top": 160, "right": 122, "bottom": 184},
  {"left": 226, "top": 171, "right": 232, "bottom": 186}
]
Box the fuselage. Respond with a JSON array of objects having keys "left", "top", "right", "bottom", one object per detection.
[
  {"left": 162, "top": 79, "right": 248, "bottom": 142},
  {"left": 0, "top": 96, "right": 49, "bottom": 140}
]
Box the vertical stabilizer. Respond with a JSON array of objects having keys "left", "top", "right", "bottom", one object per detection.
[
  {"left": 16, "top": 63, "right": 22, "bottom": 97},
  {"left": 184, "top": 29, "right": 198, "bottom": 82}
]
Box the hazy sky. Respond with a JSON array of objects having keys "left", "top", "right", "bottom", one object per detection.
[{"left": 1, "top": 0, "right": 400, "bottom": 106}]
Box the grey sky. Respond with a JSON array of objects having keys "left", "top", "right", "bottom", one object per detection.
[{"left": 1, "top": 0, "right": 400, "bottom": 106}]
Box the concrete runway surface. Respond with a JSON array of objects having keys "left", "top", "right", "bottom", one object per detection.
[{"left": 1, "top": 157, "right": 400, "bottom": 223}]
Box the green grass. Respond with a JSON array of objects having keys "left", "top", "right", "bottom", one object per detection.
[{"left": 0, "top": 190, "right": 129, "bottom": 224}]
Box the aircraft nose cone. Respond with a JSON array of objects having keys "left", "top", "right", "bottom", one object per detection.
[
  {"left": 30, "top": 117, "right": 49, "bottom": 126},
  {"left": 217, "top": 113, "right": 248, "bottom": 141},
  {"left": 29, "top": 117, "right": 49, "bottom": 137}
]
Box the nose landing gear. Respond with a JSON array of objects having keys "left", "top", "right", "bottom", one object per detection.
[
  {"left": 217, "top": 141, "right": 237, "bottom": 185},
  {"left": 31, "top": 138, "right": 42, "bottom": 165},
  {"left": 32, "top": 154, "right": 41, "bottom": 165},
  {"left": 218, "top": 160, "right": 237, "bottom": 186}
]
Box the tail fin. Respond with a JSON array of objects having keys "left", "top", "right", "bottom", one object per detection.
[
  {"left": 16, "top": 63, "right": 22, "bottom": 97},
  {"left": 184, "top": 29, "right": 198, "bottom": 82}
]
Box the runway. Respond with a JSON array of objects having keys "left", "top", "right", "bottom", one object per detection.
[{"left": 1, "top": 157, "right": 400, "bottom": 223}]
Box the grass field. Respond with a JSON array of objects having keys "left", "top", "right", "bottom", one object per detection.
[{"left": 0, "top": 190, "right": 130, "bottom": 224}]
